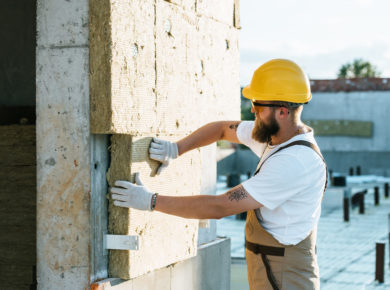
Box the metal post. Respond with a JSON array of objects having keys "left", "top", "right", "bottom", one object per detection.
[
  {"left": 376, "top": 242, "right": 385, "bottom": 283},
  {"left": 375, "top": 186, "right": 380, "bottom": 206},
  {"left": 359, "top": 192, "right": 365, "bottom": 214},
  {"left": 329, "top": 169, "right": 333, "bottom": 186},
  {"left": 227, "top": 173, "right": 240, "bottom": 187},
  {"left": 356, "top": 166, "right": 361, "bottom": 176},
  {"left": 349, "top": 167, "right": 354, "bottom": 176},
  {"left": 388, "top": 214, "right": 390, "bottom": 268},
  {"left": 385, "top": 183, "right": 389, "bottom": 198},
  {"left": 343, "top": 189, "right": 350, "bottom": 222}
]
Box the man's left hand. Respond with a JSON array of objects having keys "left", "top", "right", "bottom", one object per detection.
[{"left": 110, "top": 173, "right": 154, "bottom": 211}]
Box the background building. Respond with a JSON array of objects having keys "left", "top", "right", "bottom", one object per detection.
[{"left": 304, "top": 78, "right": 390, "bottom": 176}]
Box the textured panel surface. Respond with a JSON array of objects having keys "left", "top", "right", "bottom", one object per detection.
[
  {"left": 0, "top": 125, "right": 36, "bottom": 289},
  {"left": 195, "top": 16, "right": 240, "bottom": 123},
  {"left": 91, "top": 0, "right": 240, "bottom": 135},
  {"left": 155, "top": 0, "right": 198, "bottom": 134},
  {"left": 165, "top": 0, "right": 196, "bottom": 11},
  {"left": 156, "top": 1, "right": 240, "bottom": 134},
  {"left": 107, "top": 135, "right": 201, "bottom": 279},
  {"left": 196, "top": 0, "right": 235, "bottom": 25},
  {"left": 89, "top": 0, "right": 112, "bottom": 133},
  {"left": 90, "top": 0, "right": 156, "bottom": 134}
]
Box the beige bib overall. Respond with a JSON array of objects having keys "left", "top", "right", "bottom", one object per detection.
[{"left": 245, "top": 140, "right": 327, "bottom": 290}]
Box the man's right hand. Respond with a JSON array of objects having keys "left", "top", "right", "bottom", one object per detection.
[{"left": 149, "top": 137, "right": 178, "bottom": 175}]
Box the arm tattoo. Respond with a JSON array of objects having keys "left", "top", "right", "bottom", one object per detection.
[
  {"left": 229, "top": 124, "right": 239, "bottom": 131},
  {"left": 227, "top": 185, "right": 248, "bottom": 202}
]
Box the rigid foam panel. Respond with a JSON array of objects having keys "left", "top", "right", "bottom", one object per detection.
[
  {"left": 106, "top": 135, "right": 201, "bottom": 279},
  {"left": 90, "top": 0, "right": 157, "bottom": 134}
]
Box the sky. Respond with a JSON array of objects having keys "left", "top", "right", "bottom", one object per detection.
[{"left": 240, "top": 0, "right": 390, "bottom": 85}]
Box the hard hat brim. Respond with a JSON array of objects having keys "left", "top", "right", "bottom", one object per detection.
[{"left": 242, "top": 86, "right": 312, "bottom": 104}]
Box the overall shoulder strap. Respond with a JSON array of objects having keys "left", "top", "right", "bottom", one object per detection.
[{"left": 253, "top": 140, "right": 328, "bottom": 193}]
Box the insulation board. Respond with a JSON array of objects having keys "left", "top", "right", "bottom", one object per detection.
[{"left": 107, "top": 135, "right": 201, "bottom": 279}]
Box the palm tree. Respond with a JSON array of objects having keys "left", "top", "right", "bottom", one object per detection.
[{"left": 337, "top": 59, "right": 381, "bottom": 78}]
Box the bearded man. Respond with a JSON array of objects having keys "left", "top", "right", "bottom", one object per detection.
[{"left": 111, "top": 59, "right": 328, "bottom": 290}]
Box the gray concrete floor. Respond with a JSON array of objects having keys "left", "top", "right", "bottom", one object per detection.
[{"left": 220, "top": 185, "right": 390, "bottom": 289}]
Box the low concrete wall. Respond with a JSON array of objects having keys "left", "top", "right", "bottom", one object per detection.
[
  {"left": 92, "top": 238, "right": 231, "bottom": 290},
  {"left": 218, "top": 149, "right": 390, "bottom": 178},
  {"left": 322, "top": 151, "right": 390, "bottom": 176}
]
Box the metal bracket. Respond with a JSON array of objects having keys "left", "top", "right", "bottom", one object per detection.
[{"left": 103, "top": 234, "right": 139, "bottom": 255}]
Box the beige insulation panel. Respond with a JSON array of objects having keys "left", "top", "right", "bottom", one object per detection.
[
  {"left": 106, "top": 135, "right": 201, "bottom": 279},
  {"left": 195, "top": 16, "right": 240, "bottom": 122},
  {"left": 197, "top": 0, "right": 235, "bottom": 26},
  {"left": 0, "top": 125, "right": 36, "bottom": 288},
  {"left": 156, "top": 0, "right": 241, "bottom": 134},
  {"left": 165, "top": 0, "right": 196, "bottom": 11},
  {"left": 90, "top": 0, "right": 157, "bottom": 134},
  {"left": 90, "top": 0, "right": 240, "bottom": 135}
]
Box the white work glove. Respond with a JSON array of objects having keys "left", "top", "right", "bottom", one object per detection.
[
  {"left": 149, "top": 137, "right": 178, "bottom": 175},
  {"left": 110, "top": 173, "right": 154, "bottom": 211}
]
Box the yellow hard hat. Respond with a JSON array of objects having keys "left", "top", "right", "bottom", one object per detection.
[{"left": 242, "top": 59, "right": 312, "bottom": 104}]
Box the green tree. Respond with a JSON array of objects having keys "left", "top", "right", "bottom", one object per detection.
[
  {"left": 241, "top": 98, "right": 254, "bottom": 121},
  {"left": 337, "top": 58, "right": 381, "bottom": 78}
]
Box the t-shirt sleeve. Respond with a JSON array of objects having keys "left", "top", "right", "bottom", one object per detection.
[
  {"left": 236, "top": 121, "right": 266, "bottom": 157},
  {"left": 242, "top": 153, "right": 309, "bottom": 210}
]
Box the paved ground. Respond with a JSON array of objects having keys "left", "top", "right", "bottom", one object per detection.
[{"left": 217, "top": 180, "right": 390, "bottom": 289}]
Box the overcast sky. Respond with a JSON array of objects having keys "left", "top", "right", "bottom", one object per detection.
[{"left": 240, "top": 0, "right": 390, "bottom": 85}]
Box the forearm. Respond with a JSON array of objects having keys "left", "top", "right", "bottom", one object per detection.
[
  {"left": 154, "top": 185, "right": 262, "bottom": 219},
  {"left": 176, "top": 122, "right": 225, "bottom": 156},
  {"left": 155, "top": 194, "right": 225, "bottom": 219},
  {"left": 177, "top": 120, "right": 242, "bottom": 155}
]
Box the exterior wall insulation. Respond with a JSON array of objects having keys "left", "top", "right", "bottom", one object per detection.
[
  {"left": 90, "top": 0, "right": 240, "bottom": 135},
  {"left": 106, "top": 135, "right": 201, "bottom": 279},
  {"left": 0, "top": 125, "right": 36, "bottom": 289},
  {"left": 89, "top": 0, "right": 240, "bottom": 284}
]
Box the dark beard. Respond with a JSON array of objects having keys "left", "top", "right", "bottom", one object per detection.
[{"left": 252, "top": 113, "right": 280, "bottom": 143}]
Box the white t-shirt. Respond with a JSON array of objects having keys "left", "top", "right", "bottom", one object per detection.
[{"left": 237, "top": 121, "right": 326, "bottom": 245}]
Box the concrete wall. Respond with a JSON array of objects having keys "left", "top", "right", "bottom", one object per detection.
[
  {"left": 36, "top": 0, "right": 91, "bottom": 288},
  {"left": 302, "top": 91, "right": 390, "bottom": 175}
]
